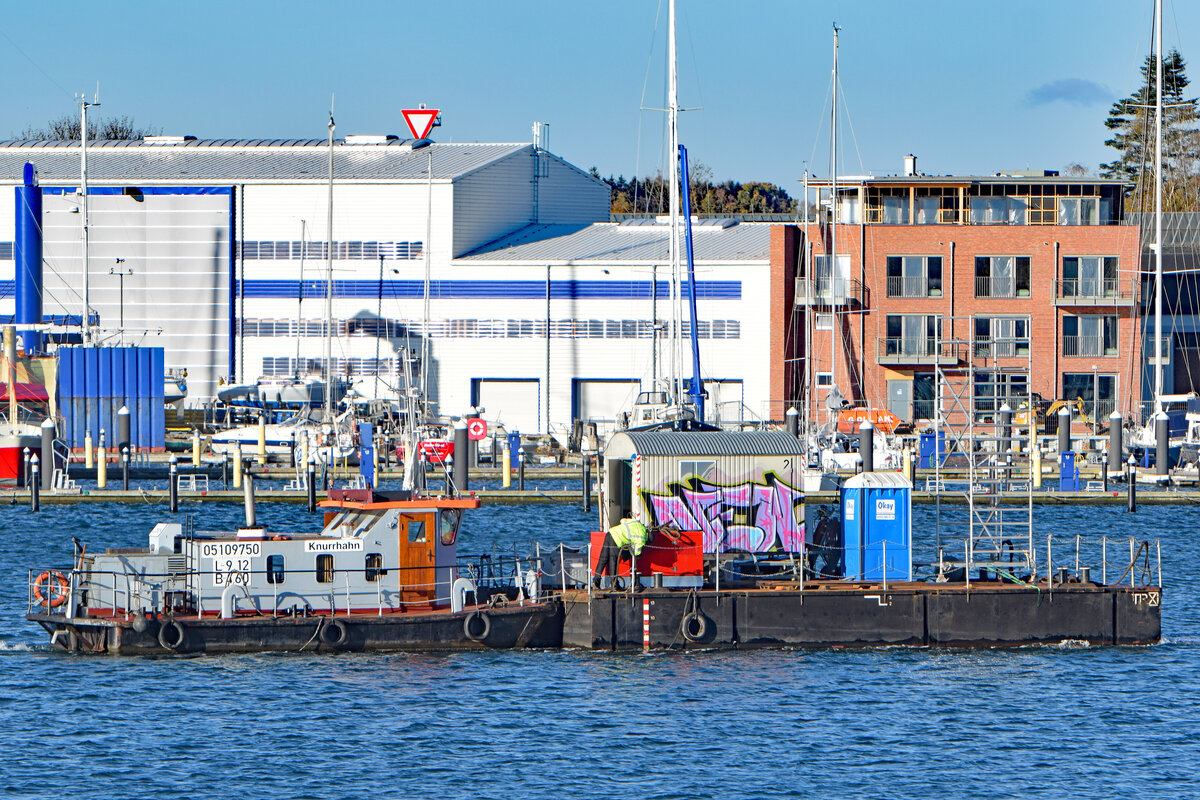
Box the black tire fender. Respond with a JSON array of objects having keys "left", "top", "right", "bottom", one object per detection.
[
  {"left": 320, "top": 618, "right": 350, "bottom": 648},
  {"left": 464, "top": 610, "right": 491, "bottom": 643},
  {"left": 157, "top": 619, "right": 186, "bottom": 651},
  {"left": 681, "top": 611, "right": 709, "bottom": 642}
]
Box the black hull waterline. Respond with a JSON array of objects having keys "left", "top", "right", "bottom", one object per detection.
[
  {"left": 30, "top": 601, "right": 565, "bottom": 655},
  {"left": 564, "top": 584, "right": 1162, "bottom": 650}
]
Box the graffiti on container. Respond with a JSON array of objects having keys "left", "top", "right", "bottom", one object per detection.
[{"left": 639, "top": 470, "right": 805, "bottom": 553}]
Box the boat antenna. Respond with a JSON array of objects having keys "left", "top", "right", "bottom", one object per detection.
[
  {"left": 78, "top": 90, "right": 100, "bottom": 345},
  {"left": 325, "top": 102, "right": 335, "bottom": 423}
]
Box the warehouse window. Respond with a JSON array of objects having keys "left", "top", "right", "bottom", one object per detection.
[{"left": 237, "top": 240, "right": 424, "bottom": 260}]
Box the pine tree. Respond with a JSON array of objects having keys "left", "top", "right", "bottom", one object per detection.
[{"left": 1101, "top": 49, "right": 1200, "bottom": 212}]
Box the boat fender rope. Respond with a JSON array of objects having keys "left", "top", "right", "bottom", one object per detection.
[
  {"left": 32, "top": 571, "right": 69, "bottom": 608},
  {"left": 320, "top": 618, "right": 350, "bottom": 648},
  {"left": 158, "top": 619, "right": 186, "bottom": 651},
  {"left": 464, "top": 610, "right": 491, "bottom": 643}
]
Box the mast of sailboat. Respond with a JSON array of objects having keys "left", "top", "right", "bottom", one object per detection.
[
  {"left": 324, "top": 111, "right": 335, "bottom": 423},
  {"left": 1153, "top": 0, "right": 1164, "bottom": 413},
  {"left": 828, "top": 23, "right": 840, "bottom": 423},
  {"left": 296, "top": 219, "right": 306, "bottom": 378},
  {"left": 667, "top": 0, "right": 683, "bottom": 407},
  {"left": 79, "top": 93, "right": 98, "bottom": 346}
]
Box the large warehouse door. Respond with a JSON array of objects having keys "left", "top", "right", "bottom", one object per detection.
[
  {"left": 574, "top": 379, "right": 640, "bottom": 425},
  {"left": 473, "top": 379, "right": 540, "bottom": 434}
]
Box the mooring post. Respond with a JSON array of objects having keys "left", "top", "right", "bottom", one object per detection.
[
  {"left": 22, "top": 447, "right": 30, "bottom": 488},
  {"left": 1155, "top": 411, "right": 1170, "bottom": 478},
  {"left": 244, "top": 472, "right": 257, "bottom": 528},
  {"left": 1108, "top": 411, "right": 1123, "bottom": 475},
  {"left": 168, "top": 456, "right": 179, "bottom": 513},
  {"left": 232, "top": 443, "right": 243, "bottom": 489},
  {"left": 1057, "top": 406, "right": 1071, "bottom": 456},
  {"left": 30, "top": 454, "right": 39, "bottom": 512},
  {"left": 121, "top": 446, "right": 130, "bottom": 491},
  {"left": 785, "top": 406, "right": 799, "bottom": 438},
  {"left": 222, "top": 452, "right": 229, "bottom": 490},
  {"left": 859, "top": 420, "right": 874, "bottom": 473},
  {"left": 306, "top": 457, "right": 317, "bottom": 513},
  {"left": 582, "top": 455, "right": 592, "bottom": 512},
  {"left": 1127, "top": 455, "right": 1137, "bottom": 513},
  {"left": 97, "top": 445, "right": 107, "bottom": 488},
  {"left": 117, "top": 405, "right": 131, "bottom": 459},
  {"left": 1101, "top": 460, "right": 1108, "bottom": 493},
  {"left": 518, "top": 457, "right": 525, "bottom": 492},
  {"left": 84, "top": 430, "right": 94, "bottom": 469},
  {"left": 257, "top": 413, "right": 267, "bottom": 466},
  {"left": 40, "top": 417, "right": 54, "bottom": 492},
  {"left": 501, "top": 446, "right": 512, "bottom": 489},
  {"left": 452, "top": 419, "right": 469, "bottom": 495}
]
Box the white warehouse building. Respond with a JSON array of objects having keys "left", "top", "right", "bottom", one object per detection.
[{"left": 0, "top": 135, "right": 777, "bottom": 434}]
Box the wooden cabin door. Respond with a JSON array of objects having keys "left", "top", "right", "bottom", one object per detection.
[{"left": 398, "top": 513, "right": 436, "bottom": 606}]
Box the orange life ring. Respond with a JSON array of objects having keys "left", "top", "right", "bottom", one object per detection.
[{"left": 33, "top": 571, "right": 69, "bottom": 608}]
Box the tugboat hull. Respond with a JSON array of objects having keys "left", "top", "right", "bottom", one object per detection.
[{"left": 32, "top": 601, "right": 563, "bottom": 655}]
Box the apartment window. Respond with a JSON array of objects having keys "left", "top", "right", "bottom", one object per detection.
[
  {"left": 974, "top": 317, "right": 1030, "bottom": 357},
  {"left": 266, "top": 554, "right": 285, "bottom": 585},
  {"left": 1063, "top": 315, "right": 1118, "bottom": 357},
  {"left": 1063, "top": 373, "right": 1116, "bottom": 420},
  {"left": 886, "top": 256, "right": 942, "bottom": 298},
  {"left": 1058, "top": 197, "right": 1103, "bottom": 226},
  {"left": 365, "top": 553, "right": 385, "bottom": 582},
  {"left": 815, "top": 313, "right": 834, "bottom": 331},
  {"left": 975, "top": 256, "right": 1031, "bottom": 298},
  {"left": 913, "top": 374, "right": 937, "bottom": 419},
  {"left": 1062, "top": 256, "right": 1118, "bottom": 297},
  {"left": 914, "top": 197, "right": 939, "bottom": 225},
  {"left": 881, "top": 195, "right": 906, "bottom": 224},
  {"left": 974, "top": 371, "right": 1029, "bottom": 420},
  {"left": 885, "top": 314, "right": 942, "bottom": 356},
  {"left": 316, "top": 554, "right": 334, "bottom": 583},
  {"left": 969, "top": 196, "right": 1026, "bottom": 224},
  {"left": 813, "top": 254, "right": 852, "bottom": 301},
  {"left": 816, "top": 372, "right": 833, "bottom": 387}
]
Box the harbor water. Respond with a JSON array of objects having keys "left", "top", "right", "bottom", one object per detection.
[{"left": 3, "top": 500, "right": 1198, "bottom": 798}]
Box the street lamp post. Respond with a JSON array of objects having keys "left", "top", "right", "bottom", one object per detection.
[{"left": 110, "top": 259, "right": 132, "bottom": 343}]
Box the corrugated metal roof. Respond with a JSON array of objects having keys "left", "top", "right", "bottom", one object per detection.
[
  {"left": 455, "top": 221, "right": 771, "bottom": 265},
  {"left": 0, "top": 139, "right": 530, "bottom": 183},
  {"left": 609, "top": 430, "right": 806, "bottom": 458}
]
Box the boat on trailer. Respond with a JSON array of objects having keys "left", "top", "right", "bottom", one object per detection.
[{"left": 27, "top": 488, "right": 561, "bottom": 654}]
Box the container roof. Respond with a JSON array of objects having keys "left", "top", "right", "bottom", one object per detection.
[
  {"left": 0, "top": 139, "right": 530, "bottom": 183},
  {"left": 456, "top": 221, "right": 771, "bottom": 266},
  {"left": 606, "top": 430, "right": 806, "bottom": 459}
]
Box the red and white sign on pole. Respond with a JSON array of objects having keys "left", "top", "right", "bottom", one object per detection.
[
  {"left": 402, "top": 108, "right": 440, "bottom": 140},
  {"left": 466, "top": 418, "right": 488, "bottom": 441}
]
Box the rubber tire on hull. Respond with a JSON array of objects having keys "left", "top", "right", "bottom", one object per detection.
[
  {"left": 681, "top": 611, "right": 709, "bottom": 642},
  {"left": 158, "top": 619, "right": 186, "bottom": 651},
  {"left": 320, "top": 619, "right": 350, "bottom": 648},
  {"left": 463, "top": 611, "right": 491, "bottom": 643}
]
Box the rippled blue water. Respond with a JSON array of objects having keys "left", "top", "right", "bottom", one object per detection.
[{"left": 2, "top": 499, "right": 1198, "bottom": 799}]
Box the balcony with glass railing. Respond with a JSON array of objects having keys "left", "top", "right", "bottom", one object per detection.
[
  {"left": 794, "top": 276, "right": 865, "bottom": 307},
  {"left": 1054, "top": 279, "right": 1136, "bottom": 307},
  {"left": 973, "top": 337, "right": 1031, "bottom": 359},
  {"left": 876, "top": 337, "right": 964, "bottom": 365}
]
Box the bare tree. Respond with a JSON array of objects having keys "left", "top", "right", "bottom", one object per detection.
[{"left": 18, "top": 113, "right": 160, "bottom": 141}]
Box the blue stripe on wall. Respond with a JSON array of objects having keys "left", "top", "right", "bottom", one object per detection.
[
  {"left": 239, "top": 279, "right": 741, "bottom": 300},
  {"left": 41, "top": 186, "right": 233, "bottom": 196}
]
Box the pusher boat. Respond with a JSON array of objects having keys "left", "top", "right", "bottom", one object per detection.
[{"left": 27, "top": 488, "right": 561, "bottom": 654}]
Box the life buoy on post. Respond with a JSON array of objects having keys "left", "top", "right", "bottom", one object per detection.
[
  {"left": 463, "top": 610, "right": 491, "bottom": 643},
  {"left": 32, "top": 571, "right": 69, "bottom": 609},
  {"left": 320, "top": 618, "right": 350, "bottom": 648},
  {"left": 157, "top": 619, "right": 187, "bottom": 651}
]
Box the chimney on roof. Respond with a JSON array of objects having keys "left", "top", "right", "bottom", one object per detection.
[{"left": 904, "top": 154, "right": 918, "bottom": 177}]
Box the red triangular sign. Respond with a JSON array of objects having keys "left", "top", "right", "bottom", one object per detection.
[{"left": 402, "top": 108, "right": 439, "bottom": 140}]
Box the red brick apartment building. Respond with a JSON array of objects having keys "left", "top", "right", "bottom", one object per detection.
[{"left": 768, "top": 168, "right": 1142, "bottom": 429}]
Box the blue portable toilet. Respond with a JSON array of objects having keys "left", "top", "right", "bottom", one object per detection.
[
  {"left": 840, "top": 472, "right": 913, "bottom": 582},
  {"left": 917, "top": 431, "right": 945, "bottom": 469}
]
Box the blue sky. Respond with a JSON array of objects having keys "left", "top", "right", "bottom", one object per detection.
[{"left": 1, "top": 1, "right": 1195, "bottom": 192}]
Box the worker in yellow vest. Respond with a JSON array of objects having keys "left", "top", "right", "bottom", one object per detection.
[{"left": 593, "top": 518, "right": 649, "bottom": 590}]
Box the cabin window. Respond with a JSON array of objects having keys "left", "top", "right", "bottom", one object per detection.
[
  {"left": 365, "top": 553, "right": 385, "bottom": 582},
  {"left": 680, "top": 460, "right": 715, "bottom": 482},
  {"left": 408, "top": 520, "right": 427, "bottom": 543},
  {"left": 439, "top": 509, "right": 462, "bottom": 546},
  {"left": 266, "top": 554, "right": 285, "bottom": 584},
  {"left": 316, "top": 553, "right": 334, "bottom": 583}
]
